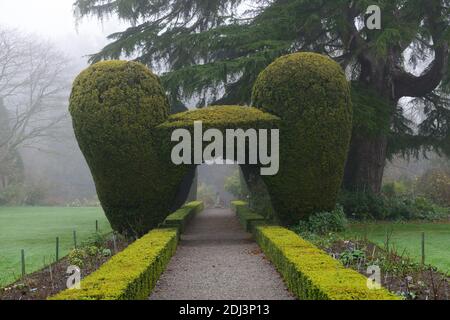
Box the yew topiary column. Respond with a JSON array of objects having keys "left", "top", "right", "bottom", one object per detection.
[
  {"left": 70, "top": 61, "right": 174, "bottom": 237},
  {"left": 252, "top": 52, "right": 353, "bottom": 225}
]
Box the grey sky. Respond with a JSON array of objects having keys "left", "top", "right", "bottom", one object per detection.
[{"left": 0, "top": 0, "right": 126, "bottom": 67}]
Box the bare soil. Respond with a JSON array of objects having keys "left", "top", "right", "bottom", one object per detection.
[{"left": 323, "top": 239, "right": 450, "bottom": 300}]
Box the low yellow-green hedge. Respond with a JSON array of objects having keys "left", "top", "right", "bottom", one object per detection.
[
  {"left": 50, "top": 201, "right": 204, "bottom": 300},
  {"left": 254, "top": 225, "right": 400, "bottom": 300},
  {"left": 50, "top": 228, "right": 178, "bottom": 300},
  {"left": 232, "top": 201, "right": 266, "bottom": 232},
  {"left": 163, "top": 201, "right": 204, "bottom": 232}
]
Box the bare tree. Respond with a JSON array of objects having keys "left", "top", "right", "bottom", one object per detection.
[{"left": 0, "top": 27, "right": 70, "bottom": 192}]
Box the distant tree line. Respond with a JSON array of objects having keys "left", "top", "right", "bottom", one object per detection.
[{"left": 0, "top": 27, "right": 70, "bottom": 205}]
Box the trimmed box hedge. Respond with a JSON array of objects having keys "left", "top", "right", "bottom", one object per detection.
[
  {"left": 254, "top": 225, "right": 400, "bottom": 300},
  {"left": 232, "top": 202, "right": 400, "bottom": 300},
  {"left": 232, "top": 201, "right": 266, "bottom": 232},
  {"left": 50, "top": 228, "right": 178, "bottom": 300},
  {"left": 50, "top": 201, "right": 203, "bottom": 300},
  {"left": 162, "top": 201, "right": 204, "bottom": 232}
]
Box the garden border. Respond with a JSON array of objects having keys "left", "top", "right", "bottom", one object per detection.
[{"left": 232, "top": 201, "right": 401, "bottom": 300}]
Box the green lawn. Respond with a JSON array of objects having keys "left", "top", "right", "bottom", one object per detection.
[
  {"left": 348, "top": 222, "right": 450, "bottom": 274},
  {"left": 0, "top": 207, "right": 111, "bottom": 287}
]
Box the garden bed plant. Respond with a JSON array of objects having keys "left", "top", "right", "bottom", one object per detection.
[{"left": 292, "top": 210, "right": 450, "bottom": 300}]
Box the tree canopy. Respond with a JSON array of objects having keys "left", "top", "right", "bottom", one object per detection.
[{"left": 74, "top": 0, "right": 450, "bottom": 191}]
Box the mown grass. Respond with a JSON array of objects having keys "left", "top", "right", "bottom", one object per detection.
[
  {"left": 0, "top": 207, "right": 111, "bottom": 287},
  {"left": 347, "top": 222, "right": 450, "bottom": 273}
]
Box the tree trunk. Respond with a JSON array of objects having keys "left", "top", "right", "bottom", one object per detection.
[
  {"left": 345, "top": 53, "right": 393, "bottom": 194},
  {"left": 343, "top": 134, "right": 388, "bottom": 193}
]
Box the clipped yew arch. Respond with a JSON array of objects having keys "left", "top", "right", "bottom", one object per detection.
[{"left": 70, "top": 53, "right": 352, "bottom": 236}]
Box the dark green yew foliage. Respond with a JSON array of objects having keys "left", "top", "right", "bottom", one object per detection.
[
  {"left": 70, "top": 60, "right": 178, "bottom": 237},
  {"left": 71, "top": 53, "right": 352, "bottom": 234},
  {"left": 252, "top": 52, "right": 353, "bottom": 225},
  {"left": 350, "top": 82, "right": 392, "bottom": 137}
]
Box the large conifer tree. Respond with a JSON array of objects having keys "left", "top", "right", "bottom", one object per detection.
[{"left": 74, "top": 0, "right": 450, "bottom": 192}]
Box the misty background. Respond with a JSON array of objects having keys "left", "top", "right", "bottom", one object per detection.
[
  {"left": 0, "top": 0, "right": 446, "bottom": 207},
  {"left": 0, "top": 0, "right": 127, "bottom": 205}
]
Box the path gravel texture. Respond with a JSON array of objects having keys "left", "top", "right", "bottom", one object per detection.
[{"left": 150, "top": 208, "right": 295, "bottom": 300}]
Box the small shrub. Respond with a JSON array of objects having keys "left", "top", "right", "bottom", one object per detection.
[
  {"left": 339, "top": 249, "right": 366, "bottom": 266},
  {"left": 338, "top": 190, "right": 449, "bottom": 221},
  {"left": 82, "top": 233, "right": 107, "bottom": 248},
  {"left": 67, "top": 196, "right": 101, "bottom": 208},
  {"left": 410, "top": 197, "right": 448, "bottom": 220},
  {"left": 292, "top": 207, "right": 348, "bottom": 235},
  {"left": 85, "top": 246, "right": 100, "bottom": 257},
  {"left": 338, "top": 190, "right": 386, "bottom": 220},
  {"left": 382, "top": 181, "right": 409, "bottom": 198},
  {"left": 68, "top": 249, "right": 87, "bottom": 268},
  {"left": 102, "top": 249, "right": 112, "bottom": 257},
  {"left": 416, "top": 169, "right": 450, "bottom": 207}
]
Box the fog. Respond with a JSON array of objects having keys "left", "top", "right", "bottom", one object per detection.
[
  {"left": 0, "top": 0, "right": 126, "bottom": 66},
  {"left": 0, "top": 1, "right": 445, "bottom": 207},
  {"left": 0, "top": 1, "right": 241, "bottom": 206},
  {"left": 0, "top": 0, "right": 127, "bottom": 205}
]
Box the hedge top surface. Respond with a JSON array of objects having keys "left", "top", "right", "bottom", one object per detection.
[
  {"left": 231, "top": 201, "right": 250, "bottom": 209},
  {"left": 183, "top": 201, "right": 204, "bottom": 210},
  {"left": 158, "top": 105, "right": 280, "bottom": 130}
]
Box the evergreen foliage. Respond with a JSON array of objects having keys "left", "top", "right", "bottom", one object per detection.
[
  {"left": 252, "top": 52, "right": 353, "bottom": 224},
  {"left": 70, "top": 53, "right": 353, "bottom": 230},
  {"left": 70, "top": 60, "right": 178, "bottom": 237},
  {"left": 74, "top": 0, "right": 450, "bottom": 192}
]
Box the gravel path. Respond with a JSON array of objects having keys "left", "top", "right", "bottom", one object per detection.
[{"left": 150, "top": 208, "right": 295, "bottom": 300}]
